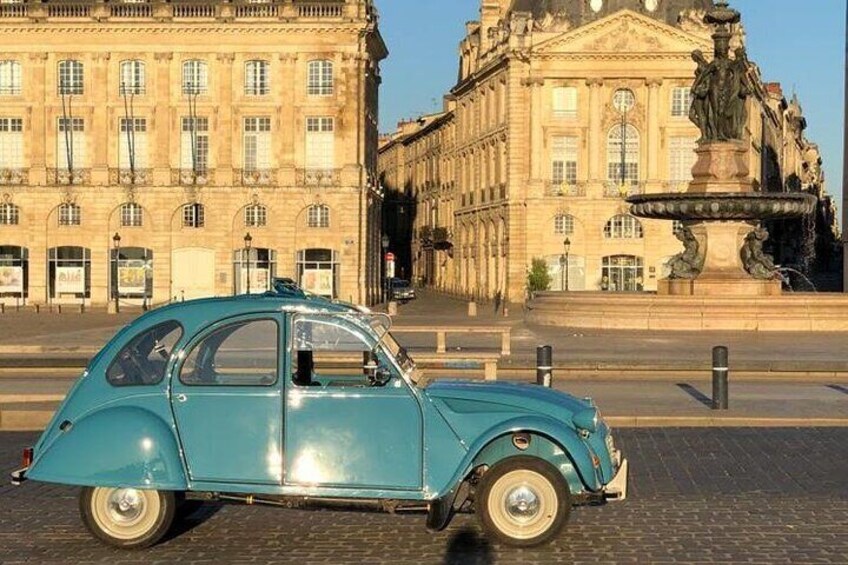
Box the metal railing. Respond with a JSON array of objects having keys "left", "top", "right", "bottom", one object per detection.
[
  {"left": 235, "top": 168, "right": 277, "bottom": 187},
  {"left": 47, "top": 168, "right": 91, "bottom": 186},
  {"left": 0, "top": 168, "right": 27, "bottom": 185},
  {"left": 604, "top": 181, "right": 645, "bottom": 198},
  {"left": 297, "top": 168, "right": 341, "bottom": 187},
  {"left": 545, "top": 181, "right": 586, "bottom": 197},
  {"left": 171, "top": 168, "right": 213, "bottom": 186},
  {"left": 109, "top": 168, "right": 152, "bottom": 186}
]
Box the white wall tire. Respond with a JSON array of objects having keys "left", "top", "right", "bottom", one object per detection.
[
  {"left": 80, "top": 487, "right": 175, "bottom": 549},
  {"left": 476, "top": 456, "right": 571, "bottom": 547}
]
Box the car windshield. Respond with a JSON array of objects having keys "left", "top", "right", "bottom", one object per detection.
[
  {"left": 391, "top": 280, "right": 410, "bottom": 288},
  {"left": 380, "top": 331, "right": 422, "bottom": 385}
]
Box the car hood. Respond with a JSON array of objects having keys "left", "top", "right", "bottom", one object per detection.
[{"left": 424, "top": 380, "right": 593, "bottom": 426}]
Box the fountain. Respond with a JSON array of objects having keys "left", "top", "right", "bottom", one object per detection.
[
  {"left": 627, "top": 0, "right": 816, "bottom": 297},
  {"left": 526, "top": 1, "right": 848, "bottom": 331}
]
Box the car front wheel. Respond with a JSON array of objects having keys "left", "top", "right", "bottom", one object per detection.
[
  {"left": 80, "top": 486, "right": 175, "bottom": 549},
  {"left": 476, "top": 456, "right": 571, "bottom": 547}
]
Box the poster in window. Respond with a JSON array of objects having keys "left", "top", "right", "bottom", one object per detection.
[
  {"left": 118, "top": 260, "right": 148, "bottom": 295},
  {"left": 56, "top": 266, "right": 85, "bottom": 294},
  {"left": 0, "top": 266, "right": 23, "bottom": 293},
  {"left": 302, "top": 268, "right": 333, "bottom": 296},
  {"left": 240, "top": 268, "right": 269, "bottom": 294}
]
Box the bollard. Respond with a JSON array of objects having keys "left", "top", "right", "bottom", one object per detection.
[
  {"left": 536, "top": 345, "right": 553, "bottom": 388},
  {"left": 712, "top": 346, "right": 729, "bottom": 410}
]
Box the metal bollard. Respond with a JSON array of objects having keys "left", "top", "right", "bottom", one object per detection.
[
  {"left": 536, "top": 346, "right": 553, "bottom": 388},
  {"left": 712, "top": 346, "right": 729, "bottom": 410}
]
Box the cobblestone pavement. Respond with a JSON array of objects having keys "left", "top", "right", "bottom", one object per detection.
[{"left": 2, "top": 429, "right": 847, "bottom": 564}]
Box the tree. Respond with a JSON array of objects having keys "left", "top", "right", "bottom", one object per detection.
[{"left": 526, "top": 258, "right": 552, "bottom": 296}]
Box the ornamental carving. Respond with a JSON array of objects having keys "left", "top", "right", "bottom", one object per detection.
[{"left": 587, "top": 21, "right": 663, "bottom": 52}]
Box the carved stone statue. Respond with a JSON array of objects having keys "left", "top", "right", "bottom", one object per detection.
[
  {"left": 741, "top": 227, "right": 777, "bottom": 280},
  {"left": 668, "top": 226, "right": 704, "bottom": 280},
  {"left": 689, "top": 2, "right": 751, "bottom": 143}
]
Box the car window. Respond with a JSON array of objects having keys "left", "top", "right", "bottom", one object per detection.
[
  {"left": 180, "top": 319, "right": 278, "bottom": 387},
  {"left": 106, "top": 321, "right": 183, "bottom": 387},
  {"left": 292, "top": 318, "right": 380, "bottom": 388}
]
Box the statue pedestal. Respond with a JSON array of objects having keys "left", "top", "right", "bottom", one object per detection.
[{"left": 689, "top": 141, "right": 752, "bottom": 194}]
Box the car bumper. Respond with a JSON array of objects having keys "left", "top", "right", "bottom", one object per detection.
[
  {"left": 10, "top": 467, "right": 27, "bottom": 486},
  {"left": 603, "top": 453, "right": 628, "bottom": 501}
]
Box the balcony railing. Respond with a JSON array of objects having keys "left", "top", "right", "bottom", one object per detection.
[
  {"left": 109, "top": 168, "right": 152, "bottom": 186},
  {"left": 47, "top": 168, "right": 91, "bottom": 186},
  {"left": 110, "top": 4, "right": 154, "bottom": 18},
  {"left": 545, "top": 181, "right": 586, "bottom": 197},
  {"left": 433, "top": 227, "right": 453, "bottom": 250},
  {"left": 48, "top": 4, "right": 91, "bottom": 18},
  {"left": 173, "top": 3, "right": 216, "bottom": 18},
  {"left": 297, "top": 168, "right": 341, "bottom": 187},
  {"left": 0, "top": 4, "right": 27, "bottom": 18},
  {"left": 171, "top": 168, "right": 213, "bottom": 186},
  {"left": 604, "top": 181, "right": 645, "bottom": 198},
  {"left": 0, "top": 168, "right": 27, "bottom": 185},
  {"left": 235, "top": 168, "right": 277, "bottom": 187},
  {"left": 297, "top": 3, "right": 344, "bottom": 19},
  {"left": 235, "top": 3, "right": 279, "bottom": 18}
]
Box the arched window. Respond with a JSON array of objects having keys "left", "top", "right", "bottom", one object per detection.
[
  {"left": 245, "top": 60, "right": 269, "bottom": 96},
  {"left": 554, "top": 214, "right": 574, "bottom": 236},
  {"left": 245, "top": 204, "right": 267, "bottom": 227},
  {"left": 307, "top": 204, "right": 329, "bottom": 228},
  {"left": 606, "top": 124, "right": 640, "bottom": 184},
  {"left": 182, "top": 203, "right": 205, "bottom": 228},
  {"left": 0, "top": 203, "right": 19, "bottom": 225},
  {"left": 182, "top": 60, "right": 208, "bottom": 95},
  {"left": 120, "top": 202, "right": 143, "bottom": 227},
  {"left": 119, "top": 60, "right": 145, "bottom": 95},
  {"left": 307, "top": 60, "right": 333, "bottom": 96},
  {"left": 0, "top": 60, "right": 21, "bottom": 96},
  {"left": 58, "top": 60, "right": 84, "bottom": 95},
  {"left": 58, "top": 203, "right": 81, "bottom": 226},
  {"left": 604, "top": 215, "right": 643, "bottom": 239}
]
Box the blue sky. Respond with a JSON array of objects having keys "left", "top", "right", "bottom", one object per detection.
[{"left": 378, "top": 0, "right": 846, "bottom": 214}]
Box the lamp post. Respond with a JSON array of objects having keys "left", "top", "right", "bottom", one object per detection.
[
  {"left": 112, "top": 232, "right": 121, "bottom": 313},
  {"left": 381, "top": 234, "right": 390, "bottom": 303},
  {"left": 564, "top": 238, "right": 571, "bottom": 292},
  {"left": 244, "top": 232, "right": 253, "bottom": 294}
]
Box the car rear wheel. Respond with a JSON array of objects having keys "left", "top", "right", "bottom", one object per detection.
[
  {"left": 80, "top": 486, "right": 175, "bottom": 549},
  {"left": 476, "top": 456, "right": 571, "bottom": 547}
]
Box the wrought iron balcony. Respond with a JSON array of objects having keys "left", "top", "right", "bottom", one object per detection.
[
  {"left": 604, "top": 181, "right": 645, "bottom": 198},
  {"left": 171, "top": 168, "right": 214, "bottom": 186},
  {"left": 433, "top": 227, "right": 453, "bottom": 250},
  {"left": 297, "top": 168, "right": 341, "bottom": 187},
  {"left": 109, "top": 168, "right": 152, "bottom": 186},
  {"left": 235, "top": 168, "right": 278, "bottom": 187},
  {"left": 545, "top": 181, "right": 586, "bottom": 197},
  {"left": 0, "top": 168, "right": 28, "bottom": 186},
  {"left": 47, "top": 168, "right": 90, "bottom": 185}
]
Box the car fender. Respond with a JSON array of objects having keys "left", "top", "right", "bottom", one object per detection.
[
  {"left": 26, "top": 405, "right": 187, "bottom": 490},
  {"left": 439, "top": 415, "right": 600, "bottom": 497}
]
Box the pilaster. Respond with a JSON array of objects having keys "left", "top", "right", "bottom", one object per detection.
[
  {"left": 216, "top": 53, "right": 234, "bottom": 186},
  {"left": 153, "top": 52, "right": 172, "bottom": 184},
  {"left": 586, "top": 78, "right": 604, "bottom": 181},
  {"left": 646, "top": 78, "right": 663, "bottom": 183}
]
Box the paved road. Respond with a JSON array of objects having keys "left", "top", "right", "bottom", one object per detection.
[{"left": 2, "top": 429, "right": 847, "bottom": 564}]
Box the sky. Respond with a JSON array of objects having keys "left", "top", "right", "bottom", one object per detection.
[{"left": 377, "top": 0, "right": 846, "bottom": 218}]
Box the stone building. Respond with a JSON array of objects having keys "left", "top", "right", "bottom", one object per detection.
[
  {"left": 0, "top": 0, "right": 387, "bottom": 309},
  {"left": 379, "top": 0, "right": 839, "bottom": 303}
]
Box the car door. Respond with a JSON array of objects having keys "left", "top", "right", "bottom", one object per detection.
[
  {"left": 171, "top": 313, "right": 284, "bottom": 485},
  {"left": 284, "top": 314, "right": 423, "bottom": 490}
]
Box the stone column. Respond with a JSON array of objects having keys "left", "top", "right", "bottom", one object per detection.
[
  {"left": 646, "top": 78, "right": 663, "bottom": 183},
  {"left": 153, "top": 52, "right": 172, "bottom": 185},
  {"left": 91, "top": 53, "right": 110, "bottom": 185},
  {"left": 586, "top": 78, "right": 604, "bottom": 181},
  {"left": 216, "top": 53, "right": 234, "bottom": 186}
]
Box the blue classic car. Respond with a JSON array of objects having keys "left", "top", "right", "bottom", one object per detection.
[{"left": 11, "top": 292, "right": 627, "bottom": 548}]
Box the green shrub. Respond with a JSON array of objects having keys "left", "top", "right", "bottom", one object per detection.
[{"left": 526, "top": 258, "right": 552, "bottom": 294}]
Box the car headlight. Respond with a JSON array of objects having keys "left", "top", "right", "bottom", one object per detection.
[{"left": 572, "top": 408, "right": 598, "bottom": 433}]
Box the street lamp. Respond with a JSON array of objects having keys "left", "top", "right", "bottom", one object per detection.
[
  {"left": 381, "top": 235, "right": 390, "bottom": 303},
  {"left": 244, "top": 232, "right": 253, "bottom": 294},
  {"left": 561, "top": 238, "right": 571, "bottom": 292},
  {"left": 112, "top": 232, "right": 121, "bottom": 313}
]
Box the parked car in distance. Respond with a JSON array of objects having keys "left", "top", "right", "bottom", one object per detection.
[
  {"left": 11, "top": 290, "right": 627, "bottom": 549},
  {"left": 389, "top": 278, "right": 416, "bottom": 302}
]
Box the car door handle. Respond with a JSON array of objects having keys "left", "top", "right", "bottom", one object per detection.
[{"left": 175, "top": 394, "right": 188, "bottom": 403}]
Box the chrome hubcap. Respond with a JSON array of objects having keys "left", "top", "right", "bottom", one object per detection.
[
  {"left": 107, "top": 489, "right": 145, "bottom": 524},
  {"left": 505, "top": 485, "right": 540, "bottom": 521}
]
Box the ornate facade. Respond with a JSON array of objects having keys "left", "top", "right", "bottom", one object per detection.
[
  {"left": 0, "top": 0, "right": 387, "bottom": 308},
  {"left": 379, "top": 0, "right": 839, "bottom": 302}
]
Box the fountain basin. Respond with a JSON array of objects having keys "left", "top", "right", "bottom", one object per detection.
[{"left": 627, "top": 192, "right": 816, "bottom": 221}]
